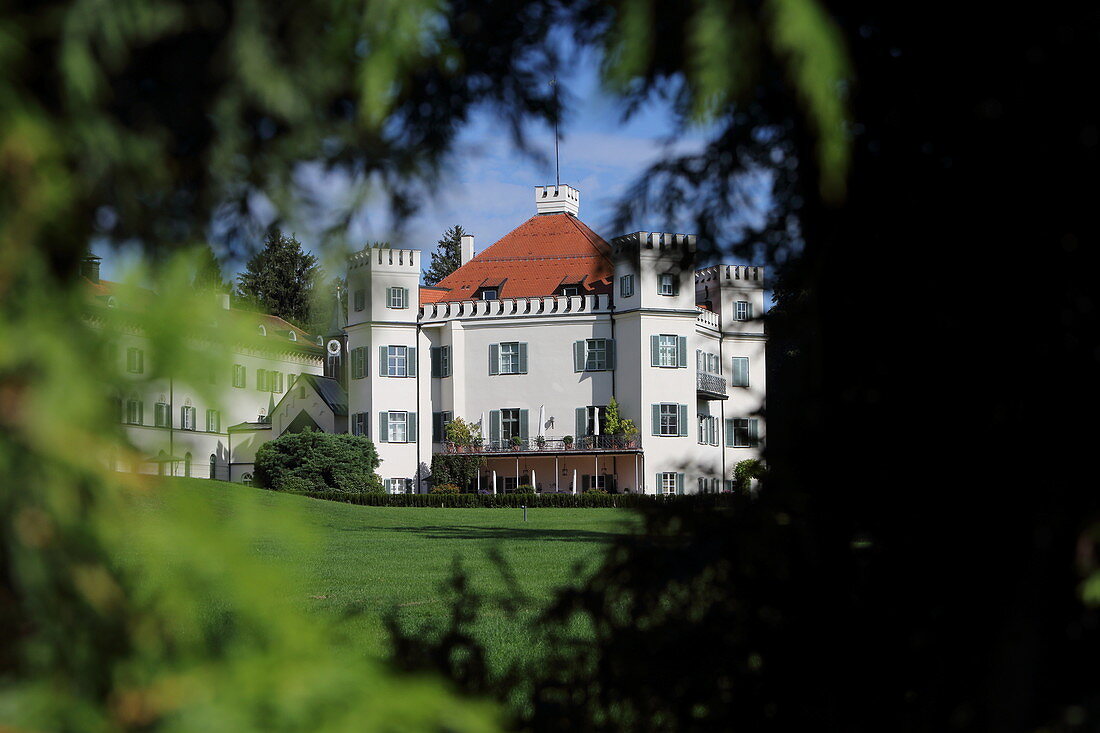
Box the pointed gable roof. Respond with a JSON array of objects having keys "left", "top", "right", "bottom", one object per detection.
[{"left": 424, "top": 213, "right": 613, "bottom": 303}]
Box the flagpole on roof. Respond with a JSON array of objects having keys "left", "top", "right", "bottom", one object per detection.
[{"left": 550, "top": 77, "right": 560, "bottom": 188}]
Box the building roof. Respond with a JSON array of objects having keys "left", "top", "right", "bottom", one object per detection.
[
  {"left": 297, "top": 374, "right": 348, "bottom": 416},
  {"left": 422, "top": 213, "right": 614, "bottom": 303},
  {"left": 83, "top": 276, "right": 322, "bottom": 355}
]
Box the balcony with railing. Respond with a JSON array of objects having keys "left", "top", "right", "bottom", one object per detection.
[
  {"left": 441, "top": 434, "right": 642, "bottom": 454},
  {"left": 697, "top": 372, "right": 728, "bottom": 399}
]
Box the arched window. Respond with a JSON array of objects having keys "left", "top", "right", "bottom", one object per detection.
[
  {"left": 288, "top": 331, "right": 297, "bottom": 342},
  {"left": 209, "top": 454, "right": 217, "bottom": 480},
  {"left": 184, "top": 452, "right": 192, "bottom": 477},
  {"left": 258, "top": 324, "right": 267, "bottom": 336},
  {"left": 242, "top": 472, "right": 253, "bottom": 486}
]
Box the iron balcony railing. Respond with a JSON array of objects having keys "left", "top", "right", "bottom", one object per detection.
[
  {"left": 696, "top": 372, "right": 728, "bottom": 398},
  {"left": 442, "top": 435, "right": 641, "bottom": 454}
]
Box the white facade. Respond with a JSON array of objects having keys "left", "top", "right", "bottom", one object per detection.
[{"left": 328, "top": 187, "right": 767, "bottom": 495}]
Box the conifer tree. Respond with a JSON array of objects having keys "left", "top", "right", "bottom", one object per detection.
[
  {"left": 236, "top": 228, "right": 320, "bottom": 327},
  {"left": 192, "top": 245, "right": 230, "bottom": 293},
  {"left": 423, "top": 224, "right": 467, "bottom": 285}
]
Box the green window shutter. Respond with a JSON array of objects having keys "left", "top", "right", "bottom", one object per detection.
[
  {"left": 650, "top": 335, "right": 660, "bottom": 366},
  {"left": 676, "top": 473, "right": 685, "bottom": 494},
  {"left": 433, "top": 412, "right": 442, "bottom": 441},
  {"left": 582, "top": 475, "right": 590, "bottom": 492},
  {"left": 655, "top": 473, "right": 662, "bottom": 495},
  {"left": 576, "top": 407, "right": 586, "bottom": 437},
  {"left": 677, "top": 337, "right": 688, "bottom": 368},
  {"left": 402, "top": 287, "right": 410, "bottom": 308},
  {"left": 606, "top": 339, "right": 615, "bottom": 370},
  {"left": 518, "top": 343, "right": 528, "bottom": 373},
  {"left": 379, "top": 346, "right": 388, "bottom": 376},
  {"left": 678, "top": 404, "right": 688, "bottom": 436},
  {"left": 441, "top": 346, "right": 451, "bottom": 377},
  {"left": 671, "top": 276, "right": 680, "bottom": 296},
  {"left": 749, "top": 419, "right": 760, "bottom": 447},
  {"left": 652, "top": 404, "right": 661, "bottom": 435},
  {"left": 747, "top": 302, "right": 754, "bottom": 319},
  {"left": 573, "top": 341, "right": 584, "bottom": 372},
  {"left": 378, "top": 412, "right": 389, "bottom": 442},
  {"left": 725, "top": 418, "right": 735, "bottom": 447},
  {"left": 519, "top": 409, "right": 529, "bottom": 441},
  {"left": 407, "top": 412, "right": 417, "bottom": 440},
  {"left": 431, "top": 348, "right": 441, "bottom": 377},
  {"left": 489, "top": 410, "right": 501, "bottom": 444},
  {"left": 407, "top": 347, "right": 417, "bottom": 377},
  {"left": 489, "top": 344, "right": 499, "bottom": 375}
]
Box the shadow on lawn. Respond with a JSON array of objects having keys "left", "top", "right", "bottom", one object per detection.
[{"left": 342, "top": 525, "right": 621, "bottom": 543}]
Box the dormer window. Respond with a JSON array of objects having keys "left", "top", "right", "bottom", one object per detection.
[
  {"left": 288, "top": 331, "right": 296, "bottom": 342},
  {"left": 560, "top": 286, "right": 579, "bottom": 297},
  {"left": 258, "top": 324, "right": 267, "bottom": 336},
  {"left": 106, "top": 296, "right": 118, "bottom": 309},
  {"left": 480, "top": 289, "right": 498, "bottom": 300}
]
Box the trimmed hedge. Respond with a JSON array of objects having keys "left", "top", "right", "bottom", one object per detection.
[{"left": 285, "top": 490, "right": 743, "bottom": 509}]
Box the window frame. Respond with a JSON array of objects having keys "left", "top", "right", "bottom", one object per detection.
[
  {"left": 126, "top": 347, "right": 144, "bottom": 374},
  {"left": 735, "top": 300, "right": 753, "bottom": 321},
  {"left": 233, "top": 364, "right": 246, "bottom": 388},
  {"left": 498, "top": 342, "right": 521, "bottom": 375},
  {"left": 658, "top": 335, "right": 678, "bottom": 367},
  {"left": 731, "top": 357, "right": 750, "bottom": 387},
  {"left": 657, "top": 273, "right": 677, "bottom": 296},
  {"left": 387, "top": 345, "right": 408, "bottom": 377},
  {"left": 658, "top": 403, "right": 679, "bottom": 437},
  {"left": 387, "top": 410, "right": 408, "bottom": 443},
  {"left": 620, "top": 274, "right": 635, "bottom": 298}
]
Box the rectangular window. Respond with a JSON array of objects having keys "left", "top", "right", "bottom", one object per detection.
[
  {"left": 206, "top": 409, "right": 220, "bottom": 432},
  {"left": 126, "top": 400, "right": 143, "bottom": 425},
  {"left": 659, "top": 403, "right": 679, "bottom": 436},
  {"left": 490, "top": 342, "right": 527, "bottom": 375},
  {"left": 352, "top": 412, "right": 368, "bottom": 436},
  {"left": 441, "top": 346, "right": 451, "bottom": 377},
  {"left": 126, "top": 348, "right": 144, "bottom": 374},
  {"left": 387, "top": 287, "right": 408, "bottom": 309},
  {"left": 620, "top": 274, "right": 634, "bottom": 298},
  {"left": 727, "top": 418, "right": 760, "bottom": 448},
  {"left": 154, "top": 402, "right": 170, "bottom": 428},
  {"left": 388, "top": 411, "right": 408, "bottom": 443},
  {"left": 658, "top": 335, "right": 678, "bottom": 367},
  {"left": 499, "top": 342, "right": 520, "bottom": 374},
  {"left": 658, "top": 273, "right": 678, "bottom": 296},
  {"left": 233, "top": 364, "right": 246, "bottom": 388},
  {"left": 708, "top": 353, "right": 719, "bottom": 374},
  {"left": 481, "top": 289, "right": 497, "bottom": 300},
  {"left": 270, "top": 371, "right": 283, "bottom": 393},
  {"left": 256, "top": 369, "right": 268, "bottom": 391},
  {"left": 351, "top": 347, "right": 366, "bottom": 379},
  {"left": 657, "top": 472, "right": 681, "bottom": 495},
  {"left": 181, "top": 405, "right": 196, "bottom": 431},
  {"left": 698, "top": 415, "right": 718, "bottom": 445},
  {"left": 432, "top": 411, "right": 454, "bottom": 442},
  {"left": 500, "top": 477, "right": 519, "bottom": 493},
  {"left": 386, "top": 346, "right": 408, "bottom": 377},
  {"left": 731, "top": 357, "right": 750, "bottom": 387},
  {"left": 354, "top": 289, "right": 365, "bottom": 311},
  {"left": 385, "top": 478, "right": 413, "bottom": 494},
  {"left": 585, "top": 339, "right": 608, "bottom": 371},
  {"left": 501, "top": 408, "right": 521, "bottom": 441},
  {"left": 735, "top": 301, "right": 754, "bottom": 321}
]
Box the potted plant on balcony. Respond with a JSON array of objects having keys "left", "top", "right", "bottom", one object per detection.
[
  {"left": 605, "top": 396, "right": 639, "bottom": 448},
  {"left": 563, "top": 435, "right": 574, "bottom": 449},
  {"left": 535, "top": 435, "right": 546, "bottom": 450},
  {"left": 510, "top": 436, "right": 523, "bottom": 450}
]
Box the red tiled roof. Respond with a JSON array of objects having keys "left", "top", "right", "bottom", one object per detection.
[{"left": 422, "top": 213, "right": 613, "bottom": 304}]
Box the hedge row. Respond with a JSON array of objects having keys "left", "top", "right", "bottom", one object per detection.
[{"left": 285, "top": 490, "right": 742, "bottom": 509}]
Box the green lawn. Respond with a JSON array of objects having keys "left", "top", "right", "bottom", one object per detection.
[{"left": 117, "top": 478, "right": 639, "bottom": 670}]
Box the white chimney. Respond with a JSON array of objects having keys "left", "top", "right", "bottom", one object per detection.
[
  {"left": 534, "top": 184, "right": 580, "bottom": 217},
  {"left": 461, "top": 234, "right": 475, "bottom": 266}
]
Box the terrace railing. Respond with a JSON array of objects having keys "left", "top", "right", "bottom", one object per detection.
[
  {"left": 442, "top": 435, "right": 641, "bottom": 454},
  {"left": 696, "top": 372, "right": 728, "bottom": 399}
]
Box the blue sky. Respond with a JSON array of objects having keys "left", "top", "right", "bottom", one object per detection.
[{"left": 99, "top": 43, "right": 733, "bottom": 284}]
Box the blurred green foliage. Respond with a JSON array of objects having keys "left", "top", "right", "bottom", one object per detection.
[{"left": 0, "top": 0, "right": 850, "bottom": 728}]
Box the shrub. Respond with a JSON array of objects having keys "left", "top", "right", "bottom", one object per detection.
[
  {"left": 515, "top": 484, "right": 535, "bottom": 493},
  {"left": 255, "top": 429, "right": 382, "bottom": 493},
  {"left": 585, "top": 488, "right": 609, "bottom": 496},
  {"left": 430, "top": 483, "right": 461, "bottom": 495},
  {"left": 732, "top": 459, "right": 765, "bottom": 493}
]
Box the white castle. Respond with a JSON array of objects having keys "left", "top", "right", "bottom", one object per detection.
[{"left": 94, "top": 185, "right": 765, "bottom": 494}]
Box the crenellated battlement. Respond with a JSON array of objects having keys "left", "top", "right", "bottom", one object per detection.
[
  {"left": 347, "top": 246, "right": 421, "bottom": 271},
  {"left": 534, "top": 184, "right": 580, "bottom": 216},
  {"left": 419, "top": 293, "right": 612, "bottom": 324},
  {"left": 695, "top": 264, "right": 765, "bottom": 286},
  {"left": 612, "top": 231, "right": 697, "bottom": 255}
]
